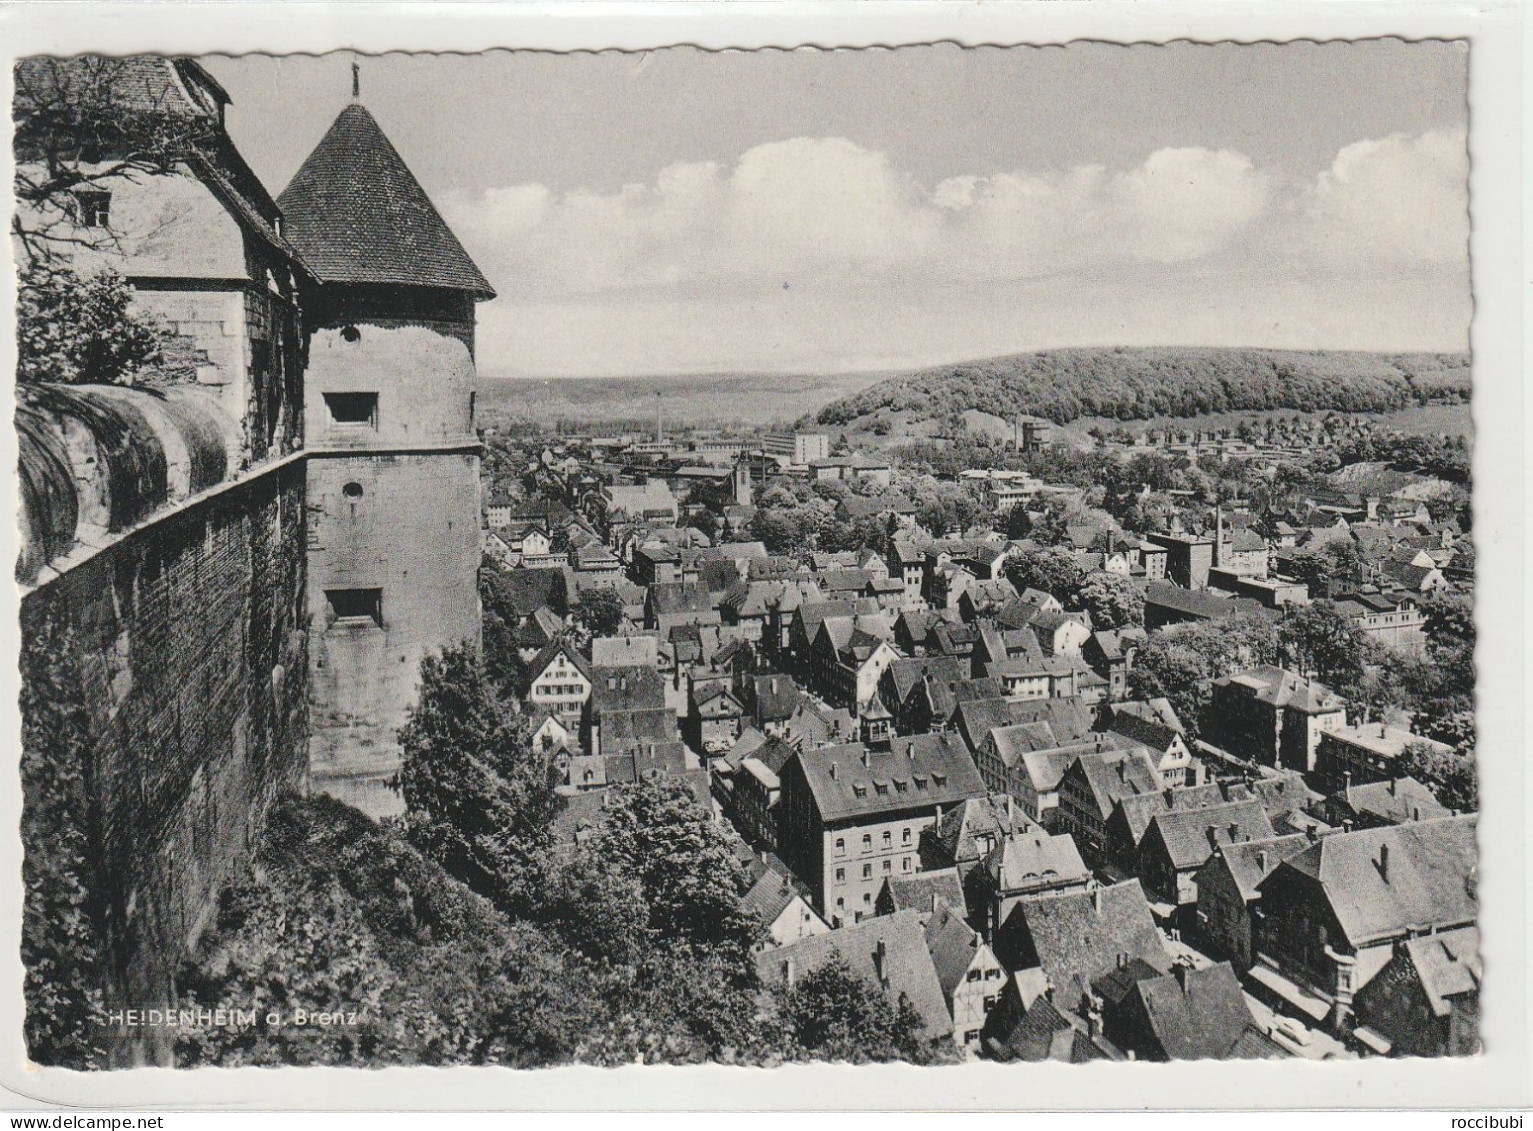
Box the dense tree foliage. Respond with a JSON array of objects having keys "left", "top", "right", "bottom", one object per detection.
[
  {"left": 1277, "top": 601, "right": 1375, "bottom": 698},
  {"left": 17, "top": 260, "right": 179, "bottom": 387},
  {"left": 1003, "top": 546, "right": 1086, "bottom": 603},
  {"left": 395, "top": 645, "right": 560, "bottom": 914},
  {"left": 570, "top": 586, "right": 626, "bottom": 641},
  {"left": 1129, "top": 614, "right": 1281, "bottom": 741},
  {"left": 1399, "top": 741, "right": 1478, "bottom": 814},
  {"left": 819, "top": 347, "right": 1469, "bottom": 429},
  {"left": 1075, "top": 571, "right": 1145, "bottom": 631},
  {"left": 775, "top": 955, "right": 947, "bottom": 1064}
]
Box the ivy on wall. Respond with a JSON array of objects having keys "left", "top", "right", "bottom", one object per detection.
[{"left": 19, "top": 606, "right": 108, "bottom": 1068}]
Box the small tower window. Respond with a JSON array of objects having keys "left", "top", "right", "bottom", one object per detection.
[
  {"left": 324, "top": 392, "right": 378, "bottom": 427},
  {"left": 326, "top": 587, "right": 383, "bottom": 628},
  {"left": 342, "top": 482, "right": 365, "bottom": 500},
  {"left": 341, "top": 325, "right": 361, "bottom": 343}
]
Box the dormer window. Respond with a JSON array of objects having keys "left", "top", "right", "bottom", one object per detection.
[
  {"left": 932, "top": 771, "right": 947, "bottom": 786},
  {"left": 853, "top": 784, "right": 868, "bottom": 798},
  {"left": 73, "top": 189, "right": 111, "bottom": 228}
]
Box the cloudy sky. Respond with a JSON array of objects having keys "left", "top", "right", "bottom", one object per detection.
[{"left": 203, "top": 42, "right": 1469, "bottom": 378}]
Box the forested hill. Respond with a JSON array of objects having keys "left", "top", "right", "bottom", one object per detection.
[{"left": 814, "top": 347, "right": 1471, "bottom": 427}]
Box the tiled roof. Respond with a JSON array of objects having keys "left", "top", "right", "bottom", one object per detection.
[
  {"left": 756, "top": 909, "right": 953, "bottom": 1041},
  {"left": 589, "top": 665, "right": 667, "bottom": 714},
  {"left": 1269, "top": 815, "right": 1478, "bottom": 947},
  {"left": 986, "top": 828, "right": 1090, "bottom": 894},
  {"left": 794, "top": 735, "right": 985, "bottom": 824},
  {"left": 1072, "top": 749, "right": 1165, "bottom": 820},
  {"left": 996, "top": 880, "right": 1171, "bottom": 1000},
  {"left": 1116, "top": 781, "right": 1257, "bottom": 850},
  {"left": 600, "top": 708, "right": 681, "bottom": 756},
  {"left": 928, "top": 794, "right": 1035, "bottom": 866},
  {"left": 741, "top": 866, "right": 805, "bottom": 928},
  {"left": 882, "top": 868, "right": 966, "bottom": 919},
  {"left": 1332, "top": 777, "right": 1453, "bottom": 826},
  {"left": 1128, "top": 962, "right": 1268, "bottom": 1060},
  {"left": 1219, "top": 666, "right": 1344, "bottom": 714},
  {"left": 278, "top": 104, "right": 494, "bottom": 297},
  {"left": 1212, "top": 834, "right": 1313, "bottom": 901},
  {"left": 530, "top": 638, "right": 591, "bottom": 683},
  {"left": 1400, "top": 926, "right": 1481, "bottom": 1016},
  {"left": 1141, "top": 799, "right": 1276, "bottom": 873},
  {"left": 923, "top": 900, "right": 989, "bottom": 999}
]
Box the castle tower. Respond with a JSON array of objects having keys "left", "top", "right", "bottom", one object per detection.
[{"left": 278, "top": 96, "right": 495, "bottom": 817}]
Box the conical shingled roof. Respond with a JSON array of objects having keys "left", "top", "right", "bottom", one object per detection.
[{"left": 277, "top": 103, "right": 495, "bottom": 299}]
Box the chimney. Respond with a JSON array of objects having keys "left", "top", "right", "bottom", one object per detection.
[
  {"left": 1228, "top": 822, "right": 1240, "bottom": 843},
  {"left": 1174, "top": 960, "right": 1192, "bottom": 994},
  {"left": 781, "top": 958, "right": 796, "bottom": 986},
  {"left": 1256, "top": 848, "right": 1269, "bottom": 872},
  {"left": 829, "top": 762, "right": 838, "bottom": 781},
  {"left": 1164, "top": 787, "right": 1175, "bottom": 807},
  {"left": 1091, "top": 886, "right": 1102, "bottom": 913},
  {"left": 1306, "top": 824, "right": 1319, "bottom": 843},
  {"left": 1379, "top": 843, "right": 1390, "bottom": 883},
  {"left": 1388, "top": 778, "right": 1397, "bottom": 797},
  {"left": 873, "top": 939, "right": 889, "bottom": 987}
]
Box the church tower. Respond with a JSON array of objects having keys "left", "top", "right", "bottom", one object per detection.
[{"left": 279, "top": 91, "right": 494, "bottom": 817}]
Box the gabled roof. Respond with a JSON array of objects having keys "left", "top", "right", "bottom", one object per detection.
[
  {"left": 1397, "top": 926, "right": 1481, "bottom": 1017},
  {"left": 278, "top": 103, "right": 494, "bottom": 298},
  {"left": 986, "top": 828, "right": 1090, "bottom": 894},
  {"left": 928, "top": 794, "right": 1035, "bottom": 866},
  {"left": 588, "top": 665, "right": 667, "bottom": 714},
  {"left": 756, "top": 909, "right": 953, "bottom": 1041},
  {"left": 1069, "top": 749, "right": 1165, "bottom": 820},
  {"left": 751, "top": 673, "right": 802, "bottom": 722},
  {"left": 1265, "top": 815, "right": 1478, "bottom": 947},
  {"left": 1140, "top": 800, "right": 1276, "bottom": 873},
  {"left": 1209, "top": 834, "right": 1313, "bottom": 901},
  {"left": 792, "top": 735, "right": 985, "bottom": 824},
  {"left": 741, "top": 866, "right": 811, "bottom": 929},
  {"left": 996, "top": 880, "right": 1171, "bottom": 999},
  {"left": 1125, "top": 962, "right": 1269, "bottom": 1061},
  {"left": 1330, "top": 777, "right": 1453, "bottom": 826},
  {"left": 882, "top": 868, "right": 967, "bottom": 920},
  {"left": 530, "top": 638, "right": 591, "bottom": 683},
  {"left": 924, "top": 900, "right": 991, "bottom": 999},
  {"left": 1115, "top": 780, "right": 1256, "bottom": 850}
]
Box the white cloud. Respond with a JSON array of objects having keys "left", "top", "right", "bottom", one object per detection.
[{"left": 443, "top": 131, "right": 1467, "bottom": 374}]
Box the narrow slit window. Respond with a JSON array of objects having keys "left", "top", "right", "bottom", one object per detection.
[
  {"left": 324, "top": 392, "right": 378, "bottom": 427},
  {"left": 326, "top": 587, "right": 383, "bottom": 628}
]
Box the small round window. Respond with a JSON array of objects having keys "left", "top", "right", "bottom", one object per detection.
[
  {"left": 341, "top": 325, "right": 361, "bottom": 343},
  {"left": 343, "top": 482, "right": 364, "bottom": 499}
]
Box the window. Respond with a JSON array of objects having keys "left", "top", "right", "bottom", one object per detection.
[
  {"left": 73, "top": 189, "right": 111, "bottom": 228},
  {"left": 342, "top": 481, "right": 365, "bottom": 500},
  {"left": 834, "top": 868, "right": 845, "bottom": 884},
  {"left": 862, "top": 864, "right": 872, "bottom": 880},
  {"left": 902, "top": 857, "right": 911, "bottom": 872},
  {"left": 834, "top": 838, "right": 845, "bottom": 856},
  {"left": 985, "top": 968, "right": 1001, "bottom": 980},
  {"left": 862, "top": 892, "right": 872, "bottom": 904},
  {"left": 902, "top": 827, "right": 912, "bottom": 845},
  {"left": 862, "top": 834, "right": 872, "bottom": 851},
  {"left": 882, "top": 831, "right": 892, "bottom": 848},
  {"left": 964, "top": 1029, "right": 981, "bottom": 1044},
  {"left": 984, "top": 995, "right": 998, "bottom": 1012},
  {"left": 326, "top": 587, "right": 382, "bottom": 628},
  {"left": 882, "top": 859, "right": 891, "bottom": 873},
  {"left": 324, "top": 392, "right": 378, "bottom": 427}
]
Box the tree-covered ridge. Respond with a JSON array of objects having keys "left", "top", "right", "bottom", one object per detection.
[{"left": 816, "top": 347, "right": 1471, "bottom": 427}]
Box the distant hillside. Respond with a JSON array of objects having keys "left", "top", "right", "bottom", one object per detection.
[
  {"left": 815, "top": 347, "right": 1471, "bottom": 429},
  {"left": 478, "top": 370, "right": 890, "bottom": 428}
]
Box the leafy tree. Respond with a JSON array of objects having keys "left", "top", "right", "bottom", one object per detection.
[
  {"left": 1003, "top": 546, "right": 1085, "bottom": 603},
  {"left": 1278, "top": 600, "right": 1374, "bottom": 696},
  {"left": 593, "top": 775, "right": 755, "bottom": 957},
  {"left": 17, "top": 259, "right": 177, "bottom": 386},
  {"left": 1399, "top": 740, "right": 1478, "bottom": 814},
  {"left": 1129, "top": 613, "right": 1280, "bottom": 741},
  {"left": 775, "top": 954, "right": 942, "bottom": 1064},
  {"left": 1074, "top": 571, "right": 1144, "bottom": 631},
  {"left": 571, "top": 587, "right": 625, "bottom": 640},
  {"left": 396, "top": 644, "right": 560, "bottom": 915},
  {"left": 1281, "top": 540, "right": 1365, "bottom": 596}
]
